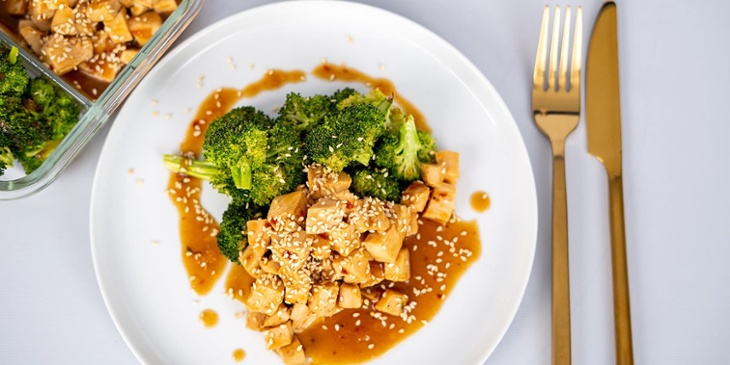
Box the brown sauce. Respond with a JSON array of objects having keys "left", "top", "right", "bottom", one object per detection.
[
  {"left": 470, "top": 191, "right": 491, "bottom": 212},
  {"left": 232, "top": 348, "right": 246, "bottom": 362},
  {"left": 225, "top": 263, "right": 255, "bottom": 303},
  {"left": 169, "top": 65, "right": 482, "bottom": 364},
  {"left": 298, "top": 219, "right": 480, "bottom": 364},
  {"left": 199, "top": 309, "right": 219, "bottom": 328},
  {"left": 312, "top": 63, "right": 430, "bottom": 133}
]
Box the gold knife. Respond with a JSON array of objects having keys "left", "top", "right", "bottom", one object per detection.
[{"left": 586, "top": 2, "right": 635, "bottom": 365}]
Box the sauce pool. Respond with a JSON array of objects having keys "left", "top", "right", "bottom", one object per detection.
[
  {"left": 470, "top": 191, "right": 491, "bottom": 212},
  {"left": 199, "top": 309, "right": 219, "bottom": 328},
  {"left": 233, "top": 348, "right": 246, "bottom": 362}
]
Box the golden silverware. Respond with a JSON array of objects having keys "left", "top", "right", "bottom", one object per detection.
[
  {"left": 532, "top": 5, "right": 582, "bottom": 365},
  {"left": 586, "top": 2, "right": 634, "bottom": 364}
]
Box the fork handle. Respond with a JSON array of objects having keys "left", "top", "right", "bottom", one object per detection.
[
  {"left": 552, "top": 153, "right": 571, "bottom": 365},
  {"left": 607, "top": 174, "right": 634, "bottom": 365}
]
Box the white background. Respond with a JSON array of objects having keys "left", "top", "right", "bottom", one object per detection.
[{"left": 1, "top": 0, "right": 729, "bottom": 364}]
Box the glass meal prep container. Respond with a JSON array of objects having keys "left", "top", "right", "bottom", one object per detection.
[{"left": 0, "top": 0, "right": 203, "bottom": 199}]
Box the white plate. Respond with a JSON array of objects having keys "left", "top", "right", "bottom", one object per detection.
[{"left": 90, "top": 1, "right": 538, "bottom": 364}]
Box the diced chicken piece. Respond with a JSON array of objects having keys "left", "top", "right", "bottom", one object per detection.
[
  {"left": 42, "top": 34, "right": 93, "bottom": 75},
  {"left": 308, "top": 282, "right": 340, "bottom": 317},
  {"left": 332, "top": 190, "right": 358, "bottom": 212},
  {"left": 309, "top": 234, "right": 331, "bottom": 260},
  {"left": 51, "top": 7, "right": 75, "bottom": 35},
  {"left": 278, "top": 265, "right": 312, "bottom": 305},
  {"left": 259, "top": 256, "right": 281, "bottom": 275},
  {"left": 29, "top": 0, "right": 55, "bottom": 31},
  {"left": 314, "top": 257, "right": 339, "bottom": 283},
  {"left": 263, "top": 304, "right": 291, "bottom": 328},
  {"left": 363, "top": 225, "right": 403, "bottom": 263},
  {"left": 332, "top": 248, "right": 371, "bottom": 284},
  {"left": 350, "top": 197, "right": 390, "bottom": 233},
  {"left": 119, "top": 47, "right": 139, "bottom": 64},
  {"left": 246, "top": 274, "right": 285, "bottom": 316},
  {"left": 359, "top": 261, "right": 385, "bottom": 288},
  {"left": 384, "top": 248, "right": 411, "bottom": 282},
  {"left": 2, "top": 0, "right": 28, "bottom": 15},
  {"left": 18, "top": 20, "right": 46, "bottom": 55},
  {"left": 45, "top": 0, "right": 69, "bottom": 10},
  {"left": 263, "top": 321, "right": 294, "bottom": 350},
  {"left": 91, "top": 29, "right": 119, "bottom": 54},
  {"left": 268, "top": 190, "right": 308, "bottom": 226},
  {"left": 127, "top": 10, "right": 161, "bottom": 46},
  {"left": 360, "top": 287, "right": 381, "bottom": 302},
  {"left": 408, "top": 214, "right": 419, "bottom": 236},
  {"left": 375, "top": 289, "right": 409, "bottom": 317},
  {"left": 104, "top": 11, "right": 133, "bottom": 43},
  {"left": 71, "top": 3, "right": 95, "bottom": 36},
  {"left": 78, "top": 54, "right": 123, "bottom": 82},
  {"left": 119, "top": 0, "right": 151, "bottom": 15},
  {"left": 246, "top": 218, "right": 270, "bottom": 255},
  {"left": 390, "top": 204, "right": 413, "bottom": 238},
  {"left": 245, "top": 311, "right": 266, "bottom": 331},
  {"left": 306, "top": 198, "right": 345, "bottom": 234},
  {"left": 307, "top": 164, "right": 352, "bottom": 199},
  {"left": 290, "top": 303, "right": 318, "bottom": 333},
  {"left": 435, "top": 150, "right": 460, "bottom": 184},
  {"left": 239, "top": 245, "right": 262, "bottom": 278},
  {"left": 152, "top": 0, "right": 176, "bottom": 14},
  {"left": 420, "top": 163, "right": 445, "bottom": 188},
  {"left": 401, "top": 181, "right": 431, "bottom": 213},
  {"left": 421, "top": 182, "right": 457, "bottom": 225},
  {"left": 328, "top": 223, "right": 361, "bottom": 257},
  {"left": 337, "top": 283, "right": 362, "bottom": 309},
  {"left": 277, "top": 335, "right": 306, "bottom": 365},
  {"left": 270, "top": 230, "right": 311, "bottom": 272},
  {"left": 86, "top": 0, "right": 121, "bottom": 22}
]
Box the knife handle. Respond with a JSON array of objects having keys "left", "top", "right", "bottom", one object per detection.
[
  {"left": 608, "top": 174, "right": 634, "bottom": 365},
  {"left": 552, "top": 154, "right": 571, "bottom": 365}
]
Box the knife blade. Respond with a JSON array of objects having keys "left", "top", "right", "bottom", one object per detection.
[{"left": 586, "top": 2, "right": 635, "bottom": 365}]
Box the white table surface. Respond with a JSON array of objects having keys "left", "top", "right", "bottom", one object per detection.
[{"left": 2, "top": 0, "right": 729, "bottom": 364}]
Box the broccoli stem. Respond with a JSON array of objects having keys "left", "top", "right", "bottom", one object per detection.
[
  {"left": 9, "top": 46, "right": 18, "bottom": 64},
  {"left": 0, "top": 147, "right": 13, "bottom": 166},
  {"left": 163, "top": 154, "right": 219, "bottom": 180},
  {"left": 231, "top": 161, "right": 253, "bottom": 190}
]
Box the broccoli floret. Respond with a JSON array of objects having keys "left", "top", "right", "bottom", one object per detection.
[
  {"left": 331, "top": 87, "right": 358, "bottom": 104},
  {"left": 248, "top": 123, "right": 305, "bottom": 205},
  {"left": 216, "top": 200, "right": 265, "bottom": 263},
  {"left": 0, "top": 46, "right": 30, "bottom": 97},
  {"left": 203, "top": 106, "right": 271, "bottom": 190},
  {"left": 338, "top": 88, "right": 392, "bottom": 115},
  {"left": 0, "top": 96, "right": 49, "bottom": 154},
  {"left": 0, "top": 144, "right": 12, "bottom": 175},
  {"left": 277, "top": 92, "right": 335, "bottom": 131},
  {"left": 164, "top": 118, "right": 305, "bottom": 206},
  {"left": 30, "top": 78, "right": 80, "bottom": 140},
  {"left": 374, "top": 115, "right": 436, "bottom": 181},
  {"left": 304, "top": 103, "right": 387, "bottom": 171},
  {"left": 350, "top": 167, "right": 402, "bottom": 202}
]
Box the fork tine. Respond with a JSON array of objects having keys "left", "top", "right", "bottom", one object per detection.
[
  {"left": 559, "top": 6, "right": 571, "bottom": 91},
  {"left": 547, "top": 6, "right": 561, "bottom": 91},
  {"left": 533, "top": 6, "right": 550, "bottom": 89},
  {"left": 571, "top": 6, "right": 583, "bottom": 91}
]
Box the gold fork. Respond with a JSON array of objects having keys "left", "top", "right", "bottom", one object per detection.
[{"left": 532, "top": 5, "right": 582, "bottom": 365}]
